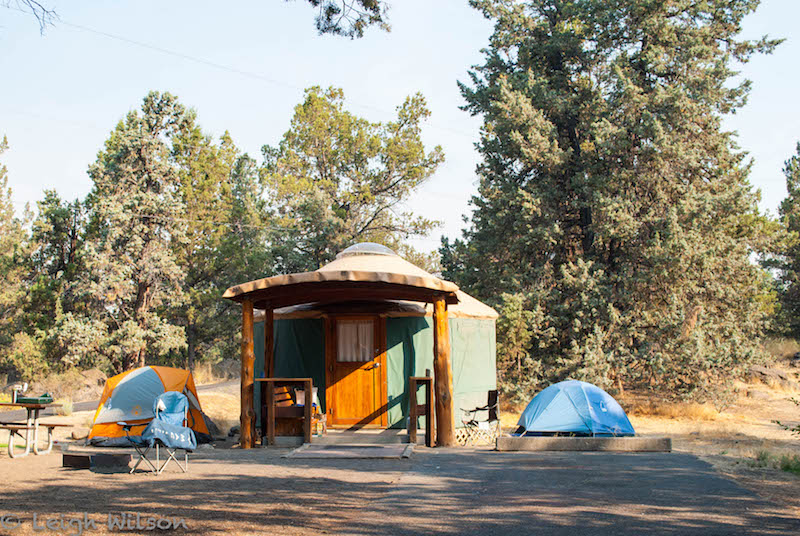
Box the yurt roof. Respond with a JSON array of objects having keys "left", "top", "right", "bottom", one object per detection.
[{"left": 223, "top": 242, "right": 461, "bottom": 308}]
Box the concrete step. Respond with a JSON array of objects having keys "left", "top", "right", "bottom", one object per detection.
[{"left": 313, "top": 429, "right": 411, "bottom": 445}]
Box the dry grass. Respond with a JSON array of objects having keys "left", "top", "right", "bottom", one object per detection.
[
  {"left": 625, "top": 399, "right": 720, "bottom": 420},
  {"left": 192, "top": 362, "right": 232, "bottom": 386},
  {"left": 199, "top": 391, "right": 239, "bottom": 434},
  {"left": 55, "top": 397, "right": 73, "bottom": 416}
]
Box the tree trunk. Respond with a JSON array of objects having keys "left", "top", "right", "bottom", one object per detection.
[
  {"left": 187, "top": 321, "right": 196, "bottom": 371},
  {"left": 432, "top": 297, "right": 455, "bottom": 447}
]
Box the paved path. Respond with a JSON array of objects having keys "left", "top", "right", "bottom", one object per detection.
[
  {"left": 370, "top": 449, "right": 800, "bottom": 535},
  {"left": 0, "top": 447, "right": 796, "bottom": 535}
]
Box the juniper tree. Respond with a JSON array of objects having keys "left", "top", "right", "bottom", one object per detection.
[
  {"left": 442, "top": 0, "right": 779, "bottom": 403},
  {"left": 78, "top": 92, "right": 191, "bottom": 372},
  {"left": 777, "top": 143, "right": 800, "bottom": 335},
  {"left": 171, "top": 127, "right": 271, "bottom": 370},
  {"left": 0, "top": 136, "right": 37, "bottom": 379},
  {"left": 264, "top": 86, "right": 444, "bottom": 272}
]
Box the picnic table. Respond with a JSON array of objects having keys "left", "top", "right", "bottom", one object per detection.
[{"left": 0, "top": 402, "right": 69, "bottom": 458}]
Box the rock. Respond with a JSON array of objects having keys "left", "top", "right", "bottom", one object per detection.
[
  {"left": 197, "top": 443, "right": 215, "bottom": 450},
  {"left": 747, "top": 365, "right": 800, "bottom": 390},
  {"left": 70, "top": 428, "right": 90, "bottom": 440},
  {"left": 213, "top": 359, "right": 240, "bottom": 379},
  {"left": 747, "top": 365, "right": 790, "bottom": 383},
  {"left": 202, "top": 413, "right": 222, "bottom": 437},
  {"left": 746, "top": 390, "right": 771, "bottom": 400},
  {"left": 228, "top": 425, "right": 240, "bottom": 437},
  {"left": 80, "top": 368, "right": 107, "bottom": 386},
  {"left": 790, "top": 353, "right": 800, "bottom": 368}
]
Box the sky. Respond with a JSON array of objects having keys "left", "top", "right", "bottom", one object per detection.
[{"left": 1, "top": 0, "right": 799, "bottom": 256}]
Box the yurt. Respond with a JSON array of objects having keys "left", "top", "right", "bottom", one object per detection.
[{"left": 224, "top": 242, "right": 498, "bottom": 446}]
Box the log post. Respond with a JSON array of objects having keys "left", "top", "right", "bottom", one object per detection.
[
  {"left": 264, "top": 307, "right": 274, "bottom": 377},
  {"left": 432, "top": 296, "right": 455, "bottom": 447},
  {"left": 240, "top": 300, "right": 255, "bottom": 449}
]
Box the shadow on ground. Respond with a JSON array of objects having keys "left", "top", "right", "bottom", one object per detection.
[{"left": 0, "top": 448, "right": 798, "bottom": 535}]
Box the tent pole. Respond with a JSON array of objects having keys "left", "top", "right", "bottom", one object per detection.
[
  {"left": 240, "top": 300, "right": 255, "bottom": 449},
  {"left": 433, "top": 296, "right": 455, "bottom": 447}
]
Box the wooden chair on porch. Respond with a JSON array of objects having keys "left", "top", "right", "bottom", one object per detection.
[{"left": 258, "top": 378, "right": 325, "bottom": 446}]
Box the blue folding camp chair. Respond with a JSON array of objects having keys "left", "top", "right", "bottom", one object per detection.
[{"left": 122, "top": 391, "right": 197, "bottom": 475}]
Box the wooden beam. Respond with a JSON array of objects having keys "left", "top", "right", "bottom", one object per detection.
[
  {"left": 240, "top": 300, "right": 255, "bottom": 449},
  {"left": 239, "top": 281, "right": 459, "bottom": 309},
  {"left": 408, "top": 377, "right": 418, "bottom": 445},
  {"left": 432, "top": 296, "right": 455, "bottom": 447},
  {"left": 264, "top": 307, "right": 275, "bottom": 377},
  {"left": 303, "top": 379, "right": 312, "bottom": 444},
  {"left": 266, "top": 381, "right": 275, "bottom": 446}
]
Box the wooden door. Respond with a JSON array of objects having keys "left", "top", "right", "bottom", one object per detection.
[{"left": 326, "top": 316, "right": 387, "bottom": 428}]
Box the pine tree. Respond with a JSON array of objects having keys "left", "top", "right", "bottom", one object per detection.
[
  {"left": 443, "top": 0, "right": 779, "bottom": 403},
  {"left": 777, "top": 143, "right": 800, "bottom": 335},
  {"left": 171, "top": 127, "right": 271, "bottom": 370}
]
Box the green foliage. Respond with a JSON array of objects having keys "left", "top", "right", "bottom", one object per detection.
[
  {"left": 1, "top": 332, "right": 48, "bottom": 382},
  {"left": 73, "top": 92, "right": 192, "bottom": 372},
  {"left": 747, "top": 449, "right": 800, "bottom": 475},
  {"left": 774, "top": 397, "right": 800, "bottom": 437},
  {"left": 24, "top": 191, "right": 85, "bottom": 337},
  {"left": 264, "top": 86, "right": 444, "bottom": 272},
  {"left": 1, "top": 87, "right": 440, "bottom": 378},
  {"left": 774, "top": 143, "right": 800, "bottom": 335},
  {"left": 779, "top": 454, "right": 800, "bottom": 475},
  {"left": 495, "top": 293, "right": 541, "bottom": 403},
  {"left": 443, "top": 0, "right": 779, "bottom": 403},
  {"left": 171, "top": 124, "right": 271, "bottom": 370},
  {"left": 0, "top": 136, "right": 38, "bottom": 379},
  {"left": 750, "top": 450, "right": 773, "bottom": 468}
]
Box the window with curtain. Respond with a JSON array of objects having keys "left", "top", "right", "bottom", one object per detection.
[{"left": 336, "top": 319, "right": 374, "bottom": 362}]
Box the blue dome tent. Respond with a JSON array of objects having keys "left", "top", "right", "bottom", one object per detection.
[{"left": 516, "top": 380, "right": 635, "bottom": 437}]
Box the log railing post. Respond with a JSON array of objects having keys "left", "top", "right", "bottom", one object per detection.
[
  {"left": 432, "top": 296, "right": 455, "bottom": 447},
  {"left": 264, "top": 307, "right": 274, "bottom": 377},
  {"left": 240, "top": 300, "right": 255, "bottom": 449}
]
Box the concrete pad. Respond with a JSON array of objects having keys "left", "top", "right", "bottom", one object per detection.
[
  {"left": 62, "top": 452, "right": 132, "bottom": 469},
  {"left": 283, "top": 443, "right": 413, "bottom": 459},
  {"left": 496, "top": 435, "right": 671, "bottom": 452}
]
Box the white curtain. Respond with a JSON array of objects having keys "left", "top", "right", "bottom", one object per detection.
[{"left": 337, "top": 320, "right": 374, "bottom": 362}]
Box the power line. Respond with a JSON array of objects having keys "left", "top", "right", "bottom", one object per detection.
[{"left": 2, "top": 4, "right": 479, "bottom": 141}]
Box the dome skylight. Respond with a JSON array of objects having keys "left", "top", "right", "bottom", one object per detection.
[{"left": 336, "top": 242, "right": 397, "bottom": 259}]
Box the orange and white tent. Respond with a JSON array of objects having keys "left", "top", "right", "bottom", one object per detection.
[{"left": 88, "top": 366, "right": 211, "bottom": 446}]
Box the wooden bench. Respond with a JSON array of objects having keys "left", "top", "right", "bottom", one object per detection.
[
  {"left": 257, "top": 378, "right": 315, "bottom": 446},
  {"left": 1, "top": 422, "right": 71, "bottom": 458}
]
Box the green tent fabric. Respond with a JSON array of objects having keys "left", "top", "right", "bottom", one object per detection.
[
  {"left": 254, "top": 319, "right": 325, "bottom": 428},
  {"left": 385, "top": 317, "right": 497, "bottom": 428},
  {"left": 386, "top": 317, "right": 434, "bottom": 428},
  {"left": 253, "top": 316, "right": 496, "bottom": 429}
]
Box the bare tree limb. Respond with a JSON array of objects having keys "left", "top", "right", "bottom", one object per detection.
[{"left": 2, "top": 0, "right": 57, "bottom": 34}]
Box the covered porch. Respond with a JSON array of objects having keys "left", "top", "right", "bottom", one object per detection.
[{"left": 223, "top": 243, "right": 462, "bottom": 448}]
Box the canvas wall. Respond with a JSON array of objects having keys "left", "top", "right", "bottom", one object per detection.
[{"left": 252, "top": 316, "right": 497, "bottom": 429}]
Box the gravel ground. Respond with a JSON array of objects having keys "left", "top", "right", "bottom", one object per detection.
[{"left": 0, "top": 446, "right": 798, "bottom": 535}]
